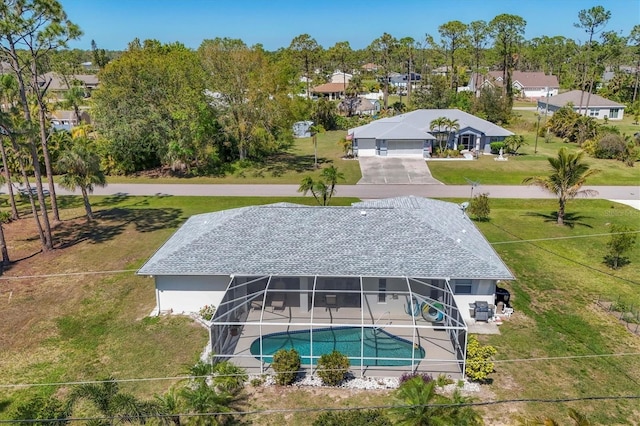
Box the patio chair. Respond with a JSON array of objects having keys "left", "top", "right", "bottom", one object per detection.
[
  {"left": 270, "top": 293, "right": 285, "bottom": 311},
  {"left": 503, "top": 307, "right": 514, "bottom": 318},
  {"left": 325, "top": 294, "right": 338, "bottom": 311}
]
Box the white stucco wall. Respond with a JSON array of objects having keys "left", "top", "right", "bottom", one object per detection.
[
  {"left": 450, "top": 279, "right": 496, "bottom": 322},
  {"left": 155, "top": 275, "right": 231, "bottom": 314}
]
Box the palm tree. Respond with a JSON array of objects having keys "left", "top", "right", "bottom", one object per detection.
[
  {"left": 390, "top": 377, "right": 449, "bottom": 425},
  {"left": 57, "top": 139, "right": 106, "bottom": 220},
  {"left": 429, "top": 116, "right": 448, "bottom": 154},
  {"left": 523, "top": 147, "right": 599, "bottom": 225},
  {"left": 67, "top": 378, "right": 157, "bottom": 425},
  {"left": 180, "top": 380, "right": 245, "bottom": 426},
  {"left": 444, "top": 118, "right": 460, "bottom": 151},
  {"left": 298, "top": 165, "right": 345, "bottom": 206},
  {"left": 321, "top": 165, "right": 345, "bottom": 203}
]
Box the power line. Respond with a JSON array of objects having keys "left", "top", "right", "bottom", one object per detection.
[
  {"left": 488, "top": 222, "right": 640, "bottom": 286},
  {"left": 0, "top": 232, "right": 635, "bottom": 281},
  {"left": 0, "top": 269, "right": 138, "bottom": 280},
  {"left": 490, "top": 230, "right": 640, "bottom": 245},
  {"left": 2, "top": 351, "right": 640, "bottom": 389},
  {"left": 3, "top": 395, "right": 640, "bottom": 423}
]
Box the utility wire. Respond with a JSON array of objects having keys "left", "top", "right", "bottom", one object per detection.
[
  {"left": 3, "top": 395, "right": 640, "bottom": 423},
  {"left": 0, "top": 231, "right": 636, "bottom": 281},
  {"left": 2, "top": 351, "right": 640, "bottom": 389}
]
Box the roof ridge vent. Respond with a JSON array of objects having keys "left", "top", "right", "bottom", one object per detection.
[{"left": 360, "top": 210, "right": 367, "bottom": 216}]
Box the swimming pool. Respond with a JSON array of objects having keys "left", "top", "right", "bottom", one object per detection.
[{"left": 249, "top": 326, "right": 425, "bottom": 366}]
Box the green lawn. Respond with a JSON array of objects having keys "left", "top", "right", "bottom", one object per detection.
[
  {"left": 1, "top": 196, "right": 639, "bottom": 423},
  {"left": 476, "top": 198, "right": 640, "bottom": 424},
  {"left": 429, "top": 111, "right": 640, "bottom": 185},
  {"left": 106, "top": 131, "right": 362, "bottom": 185}
]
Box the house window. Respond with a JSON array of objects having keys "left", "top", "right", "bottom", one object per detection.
[
  {"left": 378, "top": 279, "right": 386, "bottom": 303},
  {"left": 454, "top": 280, "right": 473, "bottom": 295},
  {"left": 589, "top": 109, "right": 599, "bottom": 117},
  {"left": 609, "top": 108, "right": 619, "bottom": 119}
]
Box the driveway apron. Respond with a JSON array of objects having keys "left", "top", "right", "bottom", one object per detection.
[{"left": 357, "top": 157, "right": 442, "bottom": 184}]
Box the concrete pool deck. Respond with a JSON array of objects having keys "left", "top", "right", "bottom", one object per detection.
[{"left": 221, "top": 305, "right": 463, "bottom": 378}]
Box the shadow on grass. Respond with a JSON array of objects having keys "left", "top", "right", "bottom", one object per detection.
[
  {"left": 55, "top": 207, "right": 183, "bottom": 249},
  {"left": 523, "top": 212, "right": 594, "bottom": 229},
  {"left": 242, "top": 153, "right": 332, "bottom": 178},
  {"left": 0, "top": 399, "right": 11, "bottom": 413},
  {"left": 94, "top": 193, "right": 132, "bottom": 207}
]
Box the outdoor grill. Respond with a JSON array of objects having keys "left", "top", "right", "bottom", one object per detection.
[{"left": 474, "top": 301, "right": 490, "bottom": 321}]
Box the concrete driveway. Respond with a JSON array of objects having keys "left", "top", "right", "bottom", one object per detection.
[{"left": 357, "top": 157, "right": 442, "bottom": 184}]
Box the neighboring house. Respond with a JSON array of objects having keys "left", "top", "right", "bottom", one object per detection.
[
  {"left": 38, "top": 71, "right": 99, "bottom": 100},
  {"left": 329, "top": 70, "right": 353, "bottom": 84},
  {"left": 349, "top": 109, "right": 513, "bottom": 158},
  {"left": 389, "top": 73, "right": 422, "bottom": 88},
  {"left": 537, "top": 90, "right": 626, "bottom": 120},
  {"left": 138, "top": 196, "right": 515, "bottom": 377},
  {"left": 469, "top": 71, "right": 559, "bottom": 100},
  {"left": 292, "top": 120, "right": 314, "bottom": 138},
  {"left": 338, "top": 97, "right": 378, "bottom": 116},
  {"left": 50, "top": 110, "right": 91, "bottom": 131},
  {"left": 311, "top": 82, "right": 346, "bottom": 100},
  {"left": 361, "top": 62, "right": 379, "bottom": 72}
]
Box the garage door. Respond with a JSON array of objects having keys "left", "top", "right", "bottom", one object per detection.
[{"left": 387, "top": 140, "right": 424, "bottom": 157}]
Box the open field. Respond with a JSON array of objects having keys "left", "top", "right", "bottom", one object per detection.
[{"left": 0, "top": 196, "right": 639, "bottom": 423}]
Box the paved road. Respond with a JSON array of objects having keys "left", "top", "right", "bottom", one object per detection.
[{"left": 17, "top": 183, "right": 639, "bottom": 201}]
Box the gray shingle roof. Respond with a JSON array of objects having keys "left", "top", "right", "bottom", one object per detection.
[
  {"left": 541, "top": 90, "right": 625, "bottom": 108},
  {"left": 349, "top": 109, "right": 512, "bottom": 140},
  {"left": 138, "top": 197, "right": 514, "bottom": 280}
]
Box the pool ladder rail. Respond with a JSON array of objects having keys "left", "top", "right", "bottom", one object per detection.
[{"left": 373, "top": 311, "right": 391, "bottom": 333}]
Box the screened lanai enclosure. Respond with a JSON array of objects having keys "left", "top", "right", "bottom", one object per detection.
[
  {"left": 210, "top": 274, "right": 468, "bottom": 377},
  {"left": 139, "top": 196, "right": 515, "bottom": 378}
]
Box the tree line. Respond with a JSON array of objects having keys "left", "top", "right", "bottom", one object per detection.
[{"left": 0, "top": 1, "right": 638, "bottom": 258}]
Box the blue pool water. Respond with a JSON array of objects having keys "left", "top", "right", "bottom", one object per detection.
[{"left": 249, "top": 327, "right": 425, "bottom": 366}]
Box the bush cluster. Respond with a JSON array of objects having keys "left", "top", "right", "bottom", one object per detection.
[
  {"left": 489, "top": 141, "right": 505, "bottom": 154},
  {"left": 272, "top": 348, "right": 301, "bottom": 385},
  {"left": 398, "top": 371, "right": 433, "bottom": 385},
  {"left": 468, "top": 193, "right": 491, "bottom": 221},
  {"left": 198, "top": 305, "right": 216, "bottom": 321},
  {"left": 316, "top": 350, "right": 350, "bottom": 386},
  {"left": 465, "top": 335, "right": 497, "bottom": 382}
]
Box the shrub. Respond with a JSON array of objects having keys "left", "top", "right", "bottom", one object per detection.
[
  {"left": 313, "top": 409, "right": 392, "bottom": 426},
  {"left": 468, "top": 193, "right": 490, "bottom": 221},
  {"left": 399, "top": 371, "right": 433, "bottom": 385},
  {"left": 316, "top": 350, "right": 350, "bottom": 386},
  {"left": 489, "top": 142, "right": 505, "bottom": 154},
  {"left": 198, "top": 305, "right": 216, "bottom": 321},
  {"left": 595, "top": 134, "right": 626, "bottom": 159},
  {"left": 436, "top": 373, "right": 454, "bottom": 387},
  {"left": 272, "top": 348, "right": 300, "bottom": 385},
  {"left": 465, "top": 335, "right": 497, "bottom": 382},
  {"left": 211, "top": 360, "right": 247, "bottom": 392}
]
